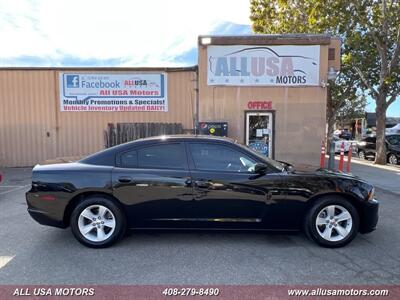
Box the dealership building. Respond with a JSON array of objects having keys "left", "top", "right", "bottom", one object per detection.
[{"left": 0, "top": 34, "right": 340, "bottom": 167}]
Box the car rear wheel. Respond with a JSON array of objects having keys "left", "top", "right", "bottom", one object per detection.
[
  {"left": 358, "top": 150, "right": 366, "bottom": 160},
  {"left": 70, "top": 196, "right": 126, "bottom": 248},
  {"left": 304, "top": 196, "right": 359, "bottom": 248},
  {"left": 388, "top": 153, "right": 398, "bottom": 165}
]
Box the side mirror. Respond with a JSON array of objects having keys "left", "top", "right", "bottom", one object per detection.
[{"left": 254, "top": 163, "right": 268, "bottom": 174}]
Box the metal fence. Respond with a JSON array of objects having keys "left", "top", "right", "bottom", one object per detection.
[{"left": 104, "top": 123, "right": 184, "bottom": 148}]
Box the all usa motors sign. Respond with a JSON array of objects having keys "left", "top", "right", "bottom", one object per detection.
[
  {"left": 207, "top": 45, "right": 320, "bottom": 86},
  {"left": 59, "top": 73, "right": 167, "bottom": 112}
]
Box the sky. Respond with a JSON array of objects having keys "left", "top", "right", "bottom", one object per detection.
[
  {"left": 0, "top": 0, "right": 398, "bottom": 116},
  {"left": 0, "top": 0, "right": 252, "bottom": 66}
]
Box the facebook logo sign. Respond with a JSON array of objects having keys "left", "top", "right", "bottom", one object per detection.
[{"left": 66, "top": 75, "right": 80, "bottom": 88}]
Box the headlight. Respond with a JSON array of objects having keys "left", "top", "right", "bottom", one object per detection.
[
  {"left": 358, "top": 141, "right": 366, "bottom": 146},
  {"left": 368, "top": 187, "right": 375, "bottom": 201}
]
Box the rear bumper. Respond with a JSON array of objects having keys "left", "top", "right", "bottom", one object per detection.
[
  {"left": 359, "top": 198, "right": 379, "bottom": 234},
  {"left": 27, "top": 208, "right": 67, "bottom": 228}
]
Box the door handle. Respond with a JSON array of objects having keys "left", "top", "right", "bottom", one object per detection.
[{"left": 118, "top": 176, "right": 132, "bottom": 183}]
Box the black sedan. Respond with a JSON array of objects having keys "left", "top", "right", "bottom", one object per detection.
[
  {"left": 26, "top": 135, "right": 379, "bottom": 248},
  {"left": 357, "top": 134, "right": 400, "bottom": 165}
]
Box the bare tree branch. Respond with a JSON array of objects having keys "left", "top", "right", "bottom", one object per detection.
[
  {"left": 388, "top": 95, "right": 396, "bottom": 106},
  {"left": 389, "top": 26, "right": 400, "bottom": 74},
  {"left": 354, "top": 66, "right": 379, "bottom": 98},
  {"left": 370, "top": 30, "right": 388, "bottom": 86},
  {"left": 387, "top": 88, "right": 400, "bottom": 106}
]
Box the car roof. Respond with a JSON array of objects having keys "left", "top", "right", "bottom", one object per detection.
[
  {"left": 135, "top": 134, "right": 235, "bottom": 142},
  {"left": 80, "top": 135, "right": 238, "bottom": 165}
]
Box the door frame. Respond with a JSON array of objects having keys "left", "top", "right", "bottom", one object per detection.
[{"left": 244, "top": 110, "right": 276, "bottom": 159}]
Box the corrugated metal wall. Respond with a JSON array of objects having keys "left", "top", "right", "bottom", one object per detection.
[{"left": 0, "top": 69, "right": 195, "bottom": 167}]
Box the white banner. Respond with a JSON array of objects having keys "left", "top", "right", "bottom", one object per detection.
[
  {"left": 59, "top": 73, "right": 167, "bottom": 112},
  {"left": 207, "top": 45, "right": 320, "bottom": 86}
]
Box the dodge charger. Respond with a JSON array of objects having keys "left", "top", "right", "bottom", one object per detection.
[{"left": 26, "top": 135, "right": 379, "bottom": 248}]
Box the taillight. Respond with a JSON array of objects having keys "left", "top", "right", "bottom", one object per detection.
[{"left": 39, "top": 195, "right": 57, "bottom": 201}]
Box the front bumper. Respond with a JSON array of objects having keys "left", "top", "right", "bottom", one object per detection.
[{"left": 359, "top": 198, "right": 379, "bottom": 234}]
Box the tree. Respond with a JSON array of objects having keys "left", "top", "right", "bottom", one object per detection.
[
  {"left": 250, "top": 0, "right": 400, "bottom": 164},
  {"left": 326, "top": 63, "right": 366, "bottom": 150},
  {"left": 345, "top": 1, "right": 400, "bottom": 164}
]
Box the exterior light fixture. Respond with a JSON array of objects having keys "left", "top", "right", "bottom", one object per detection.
[
  {"left": 327, "top": 66, "right": 338, "bottom": 81},
  {"left": 201, "top": 37, "right": 212, "bottom": 45}
]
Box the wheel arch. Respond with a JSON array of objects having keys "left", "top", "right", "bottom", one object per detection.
[
  {"left": 63, "top": 191, "right": 124, "bottom": 227},
  {"left": 305, "top": 192, "right": 365, "bottom": 230}
]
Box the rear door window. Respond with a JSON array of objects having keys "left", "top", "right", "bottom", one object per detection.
[
  {"left": 138, "top": 143, "right": 186, "bottom": 169},
  {"left": 119, "top": 143, "right": 187, "bottom": 170}
]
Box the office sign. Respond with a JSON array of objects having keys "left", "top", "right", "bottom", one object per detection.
[
  {"left": 59, "top": 73, "right": 167, "bottom": 112},
  {"left": 207, "top": 45, "right": 320, "bottom": 86}
]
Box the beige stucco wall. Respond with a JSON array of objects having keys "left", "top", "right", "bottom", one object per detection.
[
  {"left": 0, "top": 69, "right": 196, "bottom": 167},
  {"left": 198, "top": 41, "right": 338, "bottom": 166}
]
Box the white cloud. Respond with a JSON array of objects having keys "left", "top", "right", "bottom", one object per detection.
[{"left": 0, "top": 0, "right": 251, "bottom": 66}]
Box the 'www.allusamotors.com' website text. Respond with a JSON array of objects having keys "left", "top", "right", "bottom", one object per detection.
[{"left": 288, "top": 288, "right": 389, "bottom": 297}]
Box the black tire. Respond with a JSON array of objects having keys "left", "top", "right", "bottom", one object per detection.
[
  {"left": 304, "top": 196, "right": 359, "bottom": 248},
  {"left": 358, "top": 150, "right": 366, "bottom": 160},
  {"left": 70, "top": 195, "right": 126, "bottom": 248}
]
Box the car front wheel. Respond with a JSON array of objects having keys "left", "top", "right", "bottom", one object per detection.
[
  {"left": 358, "top": 150, "right": 366, "bottom": 160},
  {"left": 304, "top": 196, "right": 359, "bottom": 248},
  {"left": 70, "top": 196, "right": 126, "bottom": 248},
  {"left": 388, "top": 153, "right": 398, "bottom": 165}
]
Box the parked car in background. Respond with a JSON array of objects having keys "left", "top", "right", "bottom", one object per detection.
[
  {"left": 333, "top": 136, "right": 355, "bottom": 153},
  {"left": 26, "top": 135, "right": 379, "bottom": 249},
  {"left": 334, "top": 129, "right": 352, "bottom": 140},
  {"left": 386, "top": 123, "right": 400, "bottom": 134},
  {"left": 356, "top": 134, "right": 400, "bottom": 165},
  {"left": 339, "top": 129, "right": 352, "bottom": 140}
]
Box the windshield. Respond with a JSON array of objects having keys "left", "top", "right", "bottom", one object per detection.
[{"left": 236, "top": 142, "right": 285, "bottom": 172}]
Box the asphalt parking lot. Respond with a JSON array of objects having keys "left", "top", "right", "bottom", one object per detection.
[{"left": 0, "top": 167, "right": 399, "bottom": 285}]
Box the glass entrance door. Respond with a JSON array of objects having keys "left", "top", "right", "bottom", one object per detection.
[{"left": 245, "top": 112, "right": 273, "bottom": 158}]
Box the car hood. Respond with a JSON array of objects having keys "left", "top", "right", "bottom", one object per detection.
[{"left": 289, "top": 167, "right": 363, "bottom": 181}]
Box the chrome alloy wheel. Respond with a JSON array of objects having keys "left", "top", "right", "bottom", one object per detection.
[
  {"left": 78, "top": 205, "right": 116, "bottom": 242},
  {"left": 358, "top": 151, "right": 365, "bottom": 160},
  {"left": 315, "top": 205, "right": 353, "bottom": 242},
  {"left": 388, "top": 154, "right": 398, "bottom": 165}
]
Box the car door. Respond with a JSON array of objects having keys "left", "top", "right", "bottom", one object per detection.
[
  {"left": 112, "top": 142, "right": 193, "bottom": 227},
  {"left": 186, "top": 141, "right": 272, "bottom": 227},
  {"left": 366, "top": 137, "right": 377, "bottom": 156}
]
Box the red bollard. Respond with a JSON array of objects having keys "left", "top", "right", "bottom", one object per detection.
[
  {"left": 347, "top": 143, "right": 353, "bottom": 173},
  {"left": 338, "top": 142, "right": 345, "bottom": 171},
  {"left": 320, "top": 140, "right": 326, "bottom": 168}
]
